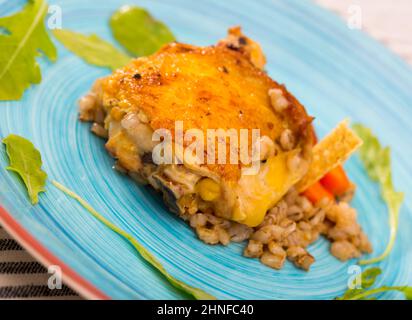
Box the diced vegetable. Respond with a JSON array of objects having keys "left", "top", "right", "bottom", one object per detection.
[
  {"left": 320, "top": 165, "right": 351, "bottom": 196},
  {"left": 302, "top": 181, "right": 334, "bottom": 204}
]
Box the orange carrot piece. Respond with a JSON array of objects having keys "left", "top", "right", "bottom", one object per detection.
[
  {"left": 320, "top": 165, "right": 351, "bottom": 196},
  {"left": 302, "top": 181, "right": 334, "bottom": 204}
]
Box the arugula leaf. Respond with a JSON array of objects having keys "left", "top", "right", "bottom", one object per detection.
[
  {"left": 361, "top": 267, "right": 382, "bottom": 289},
  {"left": 339, "top": 267, "right": 381, "bottom": 300},
  {"left": 343, "top": 286, "right": 412, "bottom": 300},
  {"left": 110, "top": 5, "right": 175, "bottom": 57},
  {"left": 51, "top": 180, "right": 216, "bottom": 300},
  {"left": 337, "top": 267, "right": 412, "bottom": 300},
  {"left": 403, "top": 287, "right": 412, "bottom": 300},
  {"left": 0, "top": 0, "right": 57, "bottom": 101},
  {"left": 352, "top": 124, "right": 404, "bottom": 265},
  {"left": 2, "top": 134, "right": 47, "bottom": 204},
  {"left": 52, "top": 29, "right": 131, "bottom": 70},
  {"left": 51, "top": 6, "right": 175, "bottom": 70}
]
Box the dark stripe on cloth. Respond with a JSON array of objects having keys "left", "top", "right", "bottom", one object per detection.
[
  {"left": 0, "top": 239, "right": 23, "bottom": 251},
  {"left": 0, "top": 262, "right": 47, "bottom": 274},
  {"left": 0, "top": 284, "right": 77, "bottom": 298}
]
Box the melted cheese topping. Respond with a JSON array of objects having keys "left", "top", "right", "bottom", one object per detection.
[{"left": 232, "top": 150, "right": 308, "bottom": 227}]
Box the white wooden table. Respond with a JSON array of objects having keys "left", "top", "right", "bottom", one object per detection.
[{"left": 316, "top": 0, "right": 412, "bottom": 64}]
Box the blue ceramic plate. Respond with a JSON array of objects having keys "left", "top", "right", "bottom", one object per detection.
[{"left": 0, "top": 0, "right": 411, "bottom": 299}]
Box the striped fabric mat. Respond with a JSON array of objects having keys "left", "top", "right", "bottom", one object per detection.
[{"left": 0, "top": 224, "right": 80, "bottom": 299}]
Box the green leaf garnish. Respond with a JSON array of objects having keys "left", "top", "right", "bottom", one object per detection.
[
  {"left": 2, "top": 134, "right": 47, "bottom": 204},
  {"left": 360, "top": 267, "right": 382, "bottom": 289},
  {"left": 339, "top": 267, "right": 381, "bottom": 300},
  {"left": 352, "top": 124, "right": 404, "bottom": 265},
  {"left": 110, "top": 5, "right": 176, "bottom": 57},
  {"left": 343, "top": 286, "right": 412, "bottom": 300},
  {"left": 337, "top": 267, "right": 412, "bottom": 300},
  {"left": 51, "top": 6, "right": 175, "bottom": 69},
  {"left": 52, "top": 29, "right": 131, "bottom": 70},
  {"left": 51, "top": 180, "right": 216, "bottom": 300},
  {"left": 0, "top": 0, "right": 57, "bottom": 101}
]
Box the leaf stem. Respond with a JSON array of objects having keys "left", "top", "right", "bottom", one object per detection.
[
  {"left": 51, "top": 180, "right": 215, "bottom": 300},
  {"left": 359, "top": 208, "right": 397, "bottom": 265},
  {"left": 346, "top": 286, "right": 406, "bottom": 300}
]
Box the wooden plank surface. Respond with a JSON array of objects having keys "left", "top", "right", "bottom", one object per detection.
[{"left": 316, "top": 0, "right": 412, "bottom": 64}]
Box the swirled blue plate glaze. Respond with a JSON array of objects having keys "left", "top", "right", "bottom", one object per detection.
[{"left": 0, "top": 0, "right": 411, "bottom": 299}]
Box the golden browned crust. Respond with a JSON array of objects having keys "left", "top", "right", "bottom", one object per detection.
[
  {"left": 98, "top": 42, "right": 313, "bottom": 181},
  {"left": 216, "top": 26, "right": 267, "bottom": 69}
]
